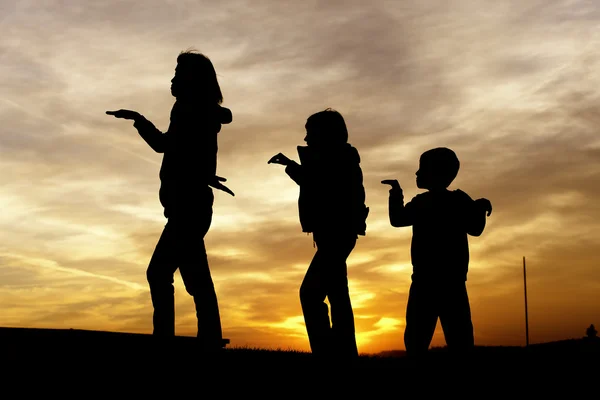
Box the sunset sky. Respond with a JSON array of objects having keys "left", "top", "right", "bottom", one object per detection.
[{"left": 1, "top": 0, "right": 599, "bottom": 354}]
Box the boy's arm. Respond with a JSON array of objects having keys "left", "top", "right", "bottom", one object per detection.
[
  {"left": 382, "top": 180, "right": 415, "bottom": 227},
  {"left": 133, "top": 116, "right": 167, "bottom": 153},
  {"left": 390, "top": 190, "right": 417, "bottom": 227},
  {"left": 466, "top": 206, "right": 486, "bottom": 236},
  {"left": 459, "top": 190, "right": 492, "bottom": 236}
]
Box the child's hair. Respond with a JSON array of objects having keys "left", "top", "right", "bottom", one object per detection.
[
  {"left": 421, "top": 147, "right": 460, "bottom": 188},
  {"left": 176, "top": 49, "right": 223, "bottom": 104},
  {"left": 305, "top": 108, "right": 349, "bottom": 145}
]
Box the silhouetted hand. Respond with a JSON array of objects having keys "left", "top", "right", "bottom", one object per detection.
[
  {"left": 475, "top": 198, "right": 492, "bottom": 216},
  {"left": 268, "top": 153, "right": 292, "bottom": 166},
  {"left": 381, "top": 179, "right": 402, "bottom": 193},
  {"left": 106, "top": 109, "right": 142, "bottom": 121},
  {"left": 209, "top": 176, "right": 235, "bottom": 196}
]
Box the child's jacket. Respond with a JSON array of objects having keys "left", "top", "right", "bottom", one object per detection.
[
  {"left": 389, "top": 188, "right": 484, "bottom": 282},
  {"left": 285, "top": 143, "right": 369, "bottom": 236}
]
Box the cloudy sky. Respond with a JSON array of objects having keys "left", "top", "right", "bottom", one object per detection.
[{"left": 1, "top": 0, "right": 599, "bottom": 354}]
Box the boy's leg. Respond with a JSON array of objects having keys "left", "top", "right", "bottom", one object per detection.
[
  {"left": 439, "top": 281, "right": 474, "bottom": 356},
  {"left": 324, "top": 235, "right": 359, "bottom": 361},
  {"left": 146, "top": 221, "right": 179, "bottom": 336},
  {"left": 300, "top": 245, "right": 331, "bottom": 358},
  {"left": 177, "top": 211, "right": 223, "bottom": 349},
  {"left": 404, "top": 281, "right": 439, "bottom": 359}
]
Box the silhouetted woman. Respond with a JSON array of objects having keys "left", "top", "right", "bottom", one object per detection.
[
  {"left": 106, "top": 50, "right": 233, "bottom": 350},
  {"left": 268, "top": 109, "right": 369, "bottom": 361}
]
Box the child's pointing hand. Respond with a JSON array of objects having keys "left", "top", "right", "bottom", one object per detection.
[
  {"left": 475, "top": 198, "right": 492, "bottom": 217},
  {"left": 268, "top": 153, "right": 292, "bottom": 166},
  {"left": 381, "top": 179, "right": 402, "bottom": 193}
]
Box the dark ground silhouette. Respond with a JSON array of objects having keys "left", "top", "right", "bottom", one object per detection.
[{"left": 2, "top": 327, "right": 598, "bottom": 393}]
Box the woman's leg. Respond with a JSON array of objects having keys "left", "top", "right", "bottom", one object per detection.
[
  {"left": 146, "top": 221, "right": 179, "bottom": 336},
  {"left": 177, "top": 208, "right": 223, "bottom": 348}
]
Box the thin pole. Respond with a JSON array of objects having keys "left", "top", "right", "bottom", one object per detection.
[{"left": 523, "top": 256, "right": 529, "bottom": 347}]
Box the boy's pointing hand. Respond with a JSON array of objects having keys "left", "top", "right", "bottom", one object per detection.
[{"left": 475, "top": 198, "right": 492, "bottom": 216}]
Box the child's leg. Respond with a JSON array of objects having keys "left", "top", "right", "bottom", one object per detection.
[
  {"left": 439, "top": 281, "right": 474, "bottom": 353},
  {"left": 323, "top": 234, "right": 358, "bottom": 360},
  {"left": 404, "top": 281, "right": 439, "bottom": 358},
  {"left": 300, "top": 246, "right": 331, "bottom": 357}
]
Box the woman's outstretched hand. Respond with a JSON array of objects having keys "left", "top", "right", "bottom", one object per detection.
[
  {"left": 268, "top": 153, "right": 291, "bottom": 166},
  {"left": 209, "top": 176, "right": 235, "bottom": 197},
  {"left": 106, "top": 109, "right": 142, "bottom": 121}
]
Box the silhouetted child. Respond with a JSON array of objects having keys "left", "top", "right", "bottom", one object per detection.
[
  {"left": 382, "top": 147, "right": 492, "bottom": 359},
  {"left": 268, "top": 109, "right": 369, "bottom": 362},
  {"left": 106, "top": 50, "right": 233, "bottom": 350}
]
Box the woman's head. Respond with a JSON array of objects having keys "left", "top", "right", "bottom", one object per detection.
[
  {"left": 170, "top": 50, "right": 223, "bottom": 104},
  {"left": 304, "top": 108, "right": 348, "bottom": 148}
]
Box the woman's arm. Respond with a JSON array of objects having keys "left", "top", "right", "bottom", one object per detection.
[
  {"left": 106, "top": 109, "right": 167, "bottom": 153},
  {"left": 133, "top": 116, "right": 167, "bottom": 153}
]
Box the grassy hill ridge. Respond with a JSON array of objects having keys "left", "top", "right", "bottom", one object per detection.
[{"left": 2, "top": 326, "right": 598, "bottom": 393}]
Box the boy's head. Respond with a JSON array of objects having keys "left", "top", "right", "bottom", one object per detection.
[
  {"left": 304, "top": 108, "right": 348, "bottom": 148},
  {"left": 416, "top": 147, "right": 460, "bottom": 190},
  {"left": 171, "top": 49, "right": 223, "bottom": 104}
]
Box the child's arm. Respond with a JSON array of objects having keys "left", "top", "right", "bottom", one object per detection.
[
  {"left": 285, "top": 161, "right": 303, "bottom": 185},
  {"left": 268, "top": 153, "right": 303, "bottom": 185},
  {"left": 382, "top": 179, "right": 415, "bottom": 227},
  {"left": 463, "top": 194, "right": 492, "bottom": 236}
]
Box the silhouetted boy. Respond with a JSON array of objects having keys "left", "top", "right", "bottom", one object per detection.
[
  {"left": 268, "top": 109, "right": 369, "bottom": 362},
  {"left": 382, "top": 147, "right": 492, "bottom": 359},
  {"left": 106, "top": 50, "right": 233, "bottom": 350}
]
